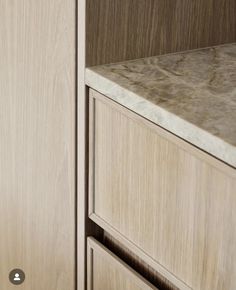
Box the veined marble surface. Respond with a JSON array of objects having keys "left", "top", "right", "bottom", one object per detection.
[{"left": 86, "top": 43, "right": 236, "bottom": 168}]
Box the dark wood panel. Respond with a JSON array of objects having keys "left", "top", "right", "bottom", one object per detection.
[{"left": 86, "top": 0, "right": 236, "bottom": 66}]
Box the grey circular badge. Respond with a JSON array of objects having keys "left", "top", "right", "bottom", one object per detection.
[{"left": 9, "top": 269, "right": 25, "bottom": 285}]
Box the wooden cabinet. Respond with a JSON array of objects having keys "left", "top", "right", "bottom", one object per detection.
[
  {"left": 87, "top": 237, "right": 158, "bottom": 290},
  {"left": 89, "top": 89, "right": 236, "bottom": 290},
  {"left": 0, "top": 1, "right": 76, "bottom": 289}
]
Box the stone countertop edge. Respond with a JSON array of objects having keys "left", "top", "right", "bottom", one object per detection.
[{"left": 85, "top": 68, "right": 236, "bottom": 169}]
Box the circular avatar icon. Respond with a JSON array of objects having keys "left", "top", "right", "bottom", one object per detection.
[{"left": 9, "top": 269, "right": 25, "bottom": 285}]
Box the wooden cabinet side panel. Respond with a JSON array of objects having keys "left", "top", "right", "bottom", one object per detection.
[
  {"left": 89, "top": 90, "right": 236, "bottom": 290},
  {"left": 0, "top": 1, "right": 76, "bottom": 289}
]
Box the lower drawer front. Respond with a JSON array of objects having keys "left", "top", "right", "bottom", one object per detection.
[
  {"left": 89, "top": 89, "right": 236, "bottom": 290},
  {"left": 87, "top": 237, "right": 158, "bottom": 290}
]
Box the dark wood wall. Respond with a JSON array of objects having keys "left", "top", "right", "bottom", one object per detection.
[{"left": 86, "top": 0, "right": 236, "bottom": 66}]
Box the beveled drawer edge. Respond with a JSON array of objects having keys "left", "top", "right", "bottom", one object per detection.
[
  {"left": 89, "top": 214, "right": 192, "bottom": 290},
  {"left": 89, "top": 88, "right": 236, "bottom": 178},
  {"left": 87, "top": 237, "right": 159, "bottom": 290},
  {"left": 88, "top": 94, "right": 96, "bottom": 216}
]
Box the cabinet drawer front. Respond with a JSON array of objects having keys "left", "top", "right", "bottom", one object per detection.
[
  {"left": 87, "top": 237, "right": 158, "bottom": 290},
  {"left": 89, "top": 89, "right": 236, "bottom": 290}
]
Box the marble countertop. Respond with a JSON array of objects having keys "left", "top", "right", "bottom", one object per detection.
[{"left": 85, "top": 43, "right": 236, "bottom": 168}]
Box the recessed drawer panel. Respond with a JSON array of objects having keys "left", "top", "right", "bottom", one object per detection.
[
  {"left": 87, "top": 237, "right": 158, "bottom": 290},
  {"left": 89, "top": 89, "right": 236, "bottom": 290}
]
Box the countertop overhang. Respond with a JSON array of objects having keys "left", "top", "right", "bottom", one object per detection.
[{"left": 85, "top": 43, "right": 236, "bottom": 168}]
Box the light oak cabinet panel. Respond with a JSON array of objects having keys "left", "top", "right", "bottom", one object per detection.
[
  {"left": 87, "top": 237, "right": 158, "bottom": 290},
  {"left": 0, "top": 1, "right": 76, "bottom": 289},
  {"left": 89, "top": 89, "right": 236, "bottom": 290}
]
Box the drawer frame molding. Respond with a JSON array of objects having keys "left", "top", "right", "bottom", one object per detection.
[{"left": 88, "top": 237, "right": 159, "bottom": 290}]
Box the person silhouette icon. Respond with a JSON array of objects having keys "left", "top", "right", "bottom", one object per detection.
[
  {"left": 13, "top": 273, "right": 21, "bottom": 281},
  {"left": 9, "top": 269, "right": 25, "bottom": 285}
]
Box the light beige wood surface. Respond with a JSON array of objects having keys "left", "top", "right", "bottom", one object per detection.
[
  {"left": 77, "top": 0, "right": 87, "bottom": 289},
  {"left": 0, "top": 1, "right": 76, "bottom": 289},
  {"left": 89, "top": 89, "right": 236, "bottom": 290},
  {"left": 87, "top": 237, "right": 158, "bottom": 290},
  {"left": 103, "top": 231, "right": 179, "bottom": 290}
]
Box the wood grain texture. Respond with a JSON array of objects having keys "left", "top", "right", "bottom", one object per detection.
[
  {"left": 88, "top": 237, "right": 159, "bottom": 290},
  {"left": 79, "top": 1, "right": 236, "bottom": 289},
  {"left": 77, "top": 0, "right": 87, "bottom": 289},
  {"left": 103, "top": 231, "right": 179, "bottom": 290},
  {"left": 86, "top": 0, "right": 236, "bottom": 66},
  {"left": 0, "top": 1, "right": 76, "bottom": 289},
  {"left": 89, "top": 90, "right": 236, "bottom": 290}
]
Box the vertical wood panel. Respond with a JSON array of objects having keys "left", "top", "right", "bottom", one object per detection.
[
  {"left": 77, "top": 0, "right": 87, "bottom": 289},
  {"left": 0, "top": 1, "right": 76, "bottom": 289},
  {"left": 86, "top": 0, "right": 236, "bottom": 66}
]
